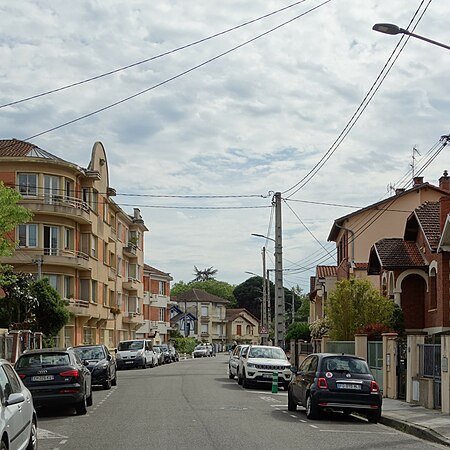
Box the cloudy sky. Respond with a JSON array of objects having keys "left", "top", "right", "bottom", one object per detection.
[{"left": 1, "top": 0, "right": 449, "bottom": 293}]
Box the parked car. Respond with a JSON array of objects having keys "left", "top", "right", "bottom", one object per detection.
[
  {"left": 168, "top": 345, "right": 179, "bottom": 362},
  {"left": 228, "top": 344, "right": 248, "bottom": 379},
  {"left": 115, "top": 339, "right": 157, "bottom": 369},
  {"left": 0, "top": 358, "right": 37, "bottom": 450},
  {"left": 73, "top": 344, "right": 117, "bottom": 390},
  {"left": 237, "top": 345, "right": 291, "bottom": 389},
  {"left": 153, "top": 344, "right": 171, "bottom": 364},
  {"left": 192, "top": 345, "right": 210, "bottom": 358},
  {"left": 207, "top": 344, "right": 216, "bottom": 357},
  {"left": 15, "top": 348, "right": 93, "bottom": 415},
  {"left": 287, "top": 353, "right": 382, "bottom": 423},
  {"left": 153, "top": 346, "right": 164, "bottom": 365}
]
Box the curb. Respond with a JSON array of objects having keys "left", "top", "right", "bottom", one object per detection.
[{"left": 380, "top": 416, "right": 450, "bottom": 447}]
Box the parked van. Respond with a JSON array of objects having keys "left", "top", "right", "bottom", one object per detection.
[{"left": 116, "top": 339, "right": 157, "bottom": 369}]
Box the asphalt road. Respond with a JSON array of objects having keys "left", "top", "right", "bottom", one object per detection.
[{"left": 36, "top": 353, "right": 446, "bottom": 450}]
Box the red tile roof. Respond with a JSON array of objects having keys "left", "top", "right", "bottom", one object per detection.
[
  {"left": 373, "top": 238, "right": 426, "bottom": 269},
  {"left": 0, "top": 139, "right": 64, "bottom": 161},
  {"left": 414, "top": 202, "right": 441, "bottom": 250},
  {"left": 225, "top": 308, "right": 259, "bottom": 323},
  {"left": 143, "top": 264, "right": 172, "bottom": 279},
  {"left": 316, "top": 265, "right": 337, "bottom": 278}
]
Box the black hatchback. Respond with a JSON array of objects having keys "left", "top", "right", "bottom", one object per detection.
[
  {"left": 15, "top": 348, "right": 93, "bottom": 415},
  {"left": 288, "top": 353, "right": 382, "bottom": 423}
]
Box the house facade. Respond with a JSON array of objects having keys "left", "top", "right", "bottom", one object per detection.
[
  {"left": 170, "top": 289, "right": 228, "bottom": 345},
  {"left": 0, "top": 139, "right": 148, "bottom": 348},
  {"left": 137, "top": 264, "right": 173, "bottom": 344},
  {"left": 225, "top": 308, "right": 260, "bottom": 345},
  {"left": 309, "top": 265, "right": 337, "bottom": 323}
]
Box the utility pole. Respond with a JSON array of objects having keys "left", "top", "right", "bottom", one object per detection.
[
  {"left": 266, "top": 269, "right": 271, "bottom": 343},
  {"left": 273, "top": 192, "right": 285, "bottom": 349},
  {"left": 292, "top": 288, "right": 295, "bottom": 324},
  {"left": 261, "top": 247, "right": 267, "bottom": 344},
  {"left": 32, "top": 255, "right": 43, "bottom": 280}
]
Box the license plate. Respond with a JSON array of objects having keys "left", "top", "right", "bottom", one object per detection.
[
  {"left": 262, "top": 373, "right": 273, "bottom": 378},
  {"left": 337, "top": 383, "right": 361, "bottom": 390},
  {"left": 125, "top": 361, "right": 133, "bottom": 364},
  {"left": 32, "top": 375, "right": 54, "bottom": 382}
]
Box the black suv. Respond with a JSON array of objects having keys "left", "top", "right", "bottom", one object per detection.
[
  {"left": 15, "top": 348, "right": 93, "bottom": 415},
  {"left": 288, "top": 353, "right": 382, "bottom": 423}
]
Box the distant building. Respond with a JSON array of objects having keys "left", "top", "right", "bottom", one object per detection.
[{"left": 225, "top": 308, "right": 260, "bottom": 345}]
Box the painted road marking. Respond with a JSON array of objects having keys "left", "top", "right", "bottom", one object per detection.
[{"left": 38, "top": 429, "right": 68, "bottom": 439}]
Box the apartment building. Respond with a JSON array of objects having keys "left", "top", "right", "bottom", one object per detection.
[
  {"left": 0, "top": 139, "right": 148, "bottom": 348},
  {"left": 137, "top": 264, "right": 173, "bottom": 344}
]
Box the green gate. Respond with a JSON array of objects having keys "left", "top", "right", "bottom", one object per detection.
[{"left": 367, "top": 341, "right": 383, "bottom": 393}]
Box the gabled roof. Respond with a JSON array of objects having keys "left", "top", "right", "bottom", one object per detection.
[
  {"left": 439, "top": 214, "right": 450, "bottom": 252},
  {"left": 316, "top": 265, "right": 337, "bottom": 278},
  {"left": 368, "top": 238, "right": 426, "bottom": 274},
  {"left": 171, "top": 288, "right": 229, "bottom": 304},
  {"left": 0, "top": 139, "right": 67, "bottom": 162},
  {"left": 143, "top": 264, "right": 173, "bottom": 280},
  {"left": 170, "top": 311, "right": 197, "bottom": 322},
  {"left": 328, "top": 183, "right": 449, "bottom": 242},
  {"left": 405, "top": 202, "right": 441, "bottom": 251},
  {"left": 225, "top": 308, "right": 259, "bottom": 323}
]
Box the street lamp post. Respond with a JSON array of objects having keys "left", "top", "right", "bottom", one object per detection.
[{"left": 372, "top": 23, "right": 450, "bottom": 51}]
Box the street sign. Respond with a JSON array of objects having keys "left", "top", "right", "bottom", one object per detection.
[{"left": 259, "top": 326, "right": 268, "bottom": 336}]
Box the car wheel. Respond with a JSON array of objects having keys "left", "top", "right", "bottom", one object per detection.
[
  {"left": 87, "top": 388, "right": 93, "bottom": 407},
  {"left": 288, "top": 390, "right": 297, "bottom": 411},
  {"left": 103, "top": 376, "right": 112, "bottom": 390},
  {"left": 76, "top": 394, "right": 88, "bottom": 415},
  {"left": 367, "top": 410, "right": 381, "bottom": 424},
  {"left": 228, "top": 365, "right": 235, "bottom": 379},
  {"left": 305, "top": 394, "right": 319, "bottom": 420},
  {"left": 242, "top": 370, "right": 250, "bottom": 388},
  {"left": 237, "top": 371, "right": 243, "bottom": 385},
  {"left": 25, "top": 417, "right": 37, "bottom": 450},
  {"left": 111, "top": 373, "right": 117, "bottom": 386}
]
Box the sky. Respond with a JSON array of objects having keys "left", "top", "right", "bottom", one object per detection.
[{"left": 1, "top": 0, "right": 449, "bottom": 294}]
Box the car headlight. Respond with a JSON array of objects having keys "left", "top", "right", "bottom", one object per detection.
[
  {"left": 247, "top": 363, "right": 256, "bottom": 368},
  {"left": 99, "top": 363, "right": 108, "bottom": 369},
  {"left": 116, "top": 353, "right": 122, "bottom": 359}
]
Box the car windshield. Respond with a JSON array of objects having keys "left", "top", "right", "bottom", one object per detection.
[
  {"left": 322, "top": 357, "right": 370, "bottom": 374},
  {"left": 74, "top": 347, "right": 105, "bottom": 360},
  {"left": 196, "top": 346, "right": 208, "bottom": 350},
  {"left": 248, "top": 347, "right": 286, "bottom": 360},
  {"left": 16, "top": 353, "right": 71, "bottom": 369},
  {"left": 118, "top": 341, "right": 144, "bottom": 351}
]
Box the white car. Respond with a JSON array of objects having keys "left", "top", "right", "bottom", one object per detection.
[
  {"left": 237, "top": 345, "right": 292, "bottom": 390},
  {"left": 192, "top": 345, "right": 210, "bottom": 358},
  {"left": 0, "top": 358, "right": 37, "bottom": 449},
  {"left": 228, "top": 344, "right": 248, "bottom": 379}
]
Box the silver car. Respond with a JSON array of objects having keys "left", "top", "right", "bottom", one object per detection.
[{"left": 0, "top": 358, "right": 37, "bottom": 449}]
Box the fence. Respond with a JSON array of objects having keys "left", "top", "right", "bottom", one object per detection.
[
  {"left": 367, "top": 341, "right": 383, "bottom": 392},
  {"left": 326, "top": 340, "right": 355, "bottom": 355},
  {"left": 419, "top": 343, "right": 441, "bottom": 408}
]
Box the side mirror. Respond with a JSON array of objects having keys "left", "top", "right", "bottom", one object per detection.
[
  {"left": 5, "top": 393, "right": 25, "bottom": 407},
  {"left": 290, "top": 366, "right": 298, "bottom": 375},
  {"left": 83, "top": 360, "right": 90, "bottom": 366},
  {"left": 107, "top": 354, "right": 112, "bottom": 361}
]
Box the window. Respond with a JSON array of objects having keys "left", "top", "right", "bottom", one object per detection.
[
  {"left": 117, "top": 292, "right": 122, "bottom": 306},
  {"left": 64, "top": 276, "right": 73, "bottom": 299},
  {"left": 92, "top": 189, "right": 99, "bottom": 213},
  {"left": 117, "top": 257, "right": 122, "bottom": 277},
  {"left": 82, "top": 188, "right": 90, "bottom": 206},
  {"left": 64, "top": 227, "right": 74, "bottom": 250},
  {"left": 201, "top": 305, "right": 209, "bottom": 317},
  {"left": 201, "top": 324, "right": 209, "bottom": 334},
  {"left": 103, "top": 241, "right": 108, "bottom": 264},
  {"left": 44, "top": 175, "right": 60, "bottom": 204},
  {"left": 64, "top": 178, "right": 74, "bottom": 200},
  {"left": 117, "top": 222, "right": 123, "bottom": 241},
  {"left": 91, "top": 236, "right": 98, "bottom": 258},
  {"left": 159, "top": 308, "right": 165, "bottom": 322},
  {"left": 103, "top": 200, "right": 109, "bottom": 223},
  {"left": 46, "top": 274, "right": 59, "bottom": 292},
  {"left": 91, "top": 280, "right": 98, "bottom": 303},
  {"left": 129, "top": 264, "right": 140, "bottom": 280},
  {"left": 103, "top": 284, "right": 108, "bottom": 305},
  {"left": 109, "top": 290, "right": 115, "bottom": 307},
  {"left": 2, "top": 365, "right": 22, "bottom": 394},
  {"left": 236, "top": 324, "right": 242, "bottom": 336},
  {"left": 83, "top": 327, "right": 93, "bottom": 344},
  {"left": 80, "top": 279, "right": 89, "bottom": 302},
  {"left": 158, "top": 281, "right": 165, "bottom": 295},
  {"left": 43, "top": 225, "right": 58, "bottom": 255},
  {"left": 18, "top": 173, "right": 37, "bottom": 196},
  {"left": 18, "top": 224, "right": 37, "bottom": 247}
]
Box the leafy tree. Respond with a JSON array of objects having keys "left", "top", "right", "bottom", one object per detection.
[
  {"left": 286, "top": 322, "right": 311, "bottom": 342},
  {"left": 171, "top": 337, "right": 196, "bottom": 354},
  {"left": 309, "top": 317, "right": 330, "bottom": 340},
  {"left": 171, "top": 279, "right": 236, "bottom": 306},
  {"left": 233, "top": 276, "right": 263, "bottom": 319},
  {"left": 0, "top": 182, "right": 33, "bottom": 256},
  {"left": 192, "top": 266, "right": 218, "bottom": 282},
  {"left": 326, "top": 278, "right": 396, "bottom": 340}
]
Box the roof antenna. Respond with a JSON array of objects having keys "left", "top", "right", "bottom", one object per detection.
[{"left": 410, "top": 146, "right": 420, "bottom": 179}]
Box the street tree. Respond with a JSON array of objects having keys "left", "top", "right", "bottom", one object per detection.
[
  {"left": 286, "top": 322, "right": 311, "bottom": 342},
  {"left": 0, "top": 182, "right": 33, "bottom": 257},
  {"left": 326, "top": 278, "right": 396, "bottom": 340},
  {"left": 233, "top": 276, "right": 263, "bottom": 319},
  {"left": 192, "top": 266, "right": 218, "bottom": 282}
]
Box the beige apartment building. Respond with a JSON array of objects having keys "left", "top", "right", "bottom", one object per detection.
[{"left": 0, "top": 139, "right": 148, "bottom": 348}]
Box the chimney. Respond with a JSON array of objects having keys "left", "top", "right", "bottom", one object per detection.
[
  {"left": 439, "top": 170, "right": 449, "bottom": 192},
  {"left": 413, "top": 176, "right": 424, "bottom": 187},
  {"left": 395, "top": 188, "right": 405, "bottom": 195},
  {"left": 440, "top": 195, "right": 450, "bottom": 231}
]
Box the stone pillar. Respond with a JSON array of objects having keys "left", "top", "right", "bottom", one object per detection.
[
  {"left": 354, "top": 334, "right": 368, "bottom": 360},
  {"left": 382, "top": 332, "right": 398, "bottom": 399},
  {"left": 9, "top": 331, "right": 20, "bottom": 364},
  {"left": 441, "top": 335, "right": 450, "bottom": 414},
  {"left": 34, "top": 332, "right": 43, "bottom": 349},
  {"left": 321, "top": 335, "right": 329, "bottom": 353},
  {"left": 406, "top": 334, "right": 425, "bottom": 403}
]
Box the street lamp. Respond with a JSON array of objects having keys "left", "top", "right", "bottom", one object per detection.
[{"left": 372, "top": 23, "right": 450, "bottom": 51}]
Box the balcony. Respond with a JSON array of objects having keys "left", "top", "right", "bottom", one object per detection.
[
  {"left": 122, "top": 312, "right": 143, "bottom": 326},
  {"left": 123, "top": 243, "right": 137, "bottom": 258},
  {"left": 108, "top": 267, "right": 117, "bottom": 281},
  {"left": 66, "top": 298, "right": 91, "bottom": 317},
  {"left": 200, "top": 316, "right": 210, "bottom": 322},
  {"left": 122, "top": 277, "right": 139, "bottom": 291},
  {"left": 20, "top": 195, "right": 91, "bottom": 224}
]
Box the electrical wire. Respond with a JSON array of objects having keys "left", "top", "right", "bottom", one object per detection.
[
  {"left": 0, "top": 1, "right": 309, "bottom": 109},
  {"left": 281, "top": 0, "right": 432, "bottom": 199},
  {"left": 21, "top": 1, "right": 332, "bottom": 142}
]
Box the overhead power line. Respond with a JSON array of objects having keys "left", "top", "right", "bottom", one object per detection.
[
  {"left": 0, "top": 0, "right": 308, "bottom": 109},
  {"left": 21, "top": 0, "right": 332, "bottom": 141}
]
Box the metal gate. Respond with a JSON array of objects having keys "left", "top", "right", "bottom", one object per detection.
[
  {"left": 397, "top": 337, "right": 407, "bottom": 400},
  {"left": 419, "top": 343, "right": 441, "bottom": 409},
  {"left": 367, "top": 341, "right": 383, "bottom": 393}
]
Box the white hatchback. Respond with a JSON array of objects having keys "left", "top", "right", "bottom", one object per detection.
[{"left": 0, "top": 359, "right": 37, "bottom": 449}]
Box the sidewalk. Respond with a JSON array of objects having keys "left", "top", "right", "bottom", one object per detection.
[{"left": 381, "top": 398, "right": 450, "bottom": 447}]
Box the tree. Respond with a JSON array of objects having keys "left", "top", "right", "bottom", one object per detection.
[
  {"left": 171, "top": 279, "right": 237, "bottom": 306},
  {"left": 0, "top": 182, "right": 33, "bottom": 256},
  {"left": 0, "top": 268, "right": 69, "bottom": 336},
  {"left": 326, "top": 278, "right": 396, "bottom": 340},
  {"left": 192, "top": 266, "right": 218, "bottom": 282},
  {"left": 286, "top": 322, "right": 311, "bottom": 342},
  {"left": 233, "top": 276, "right": 263, "bottom": 319}
]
